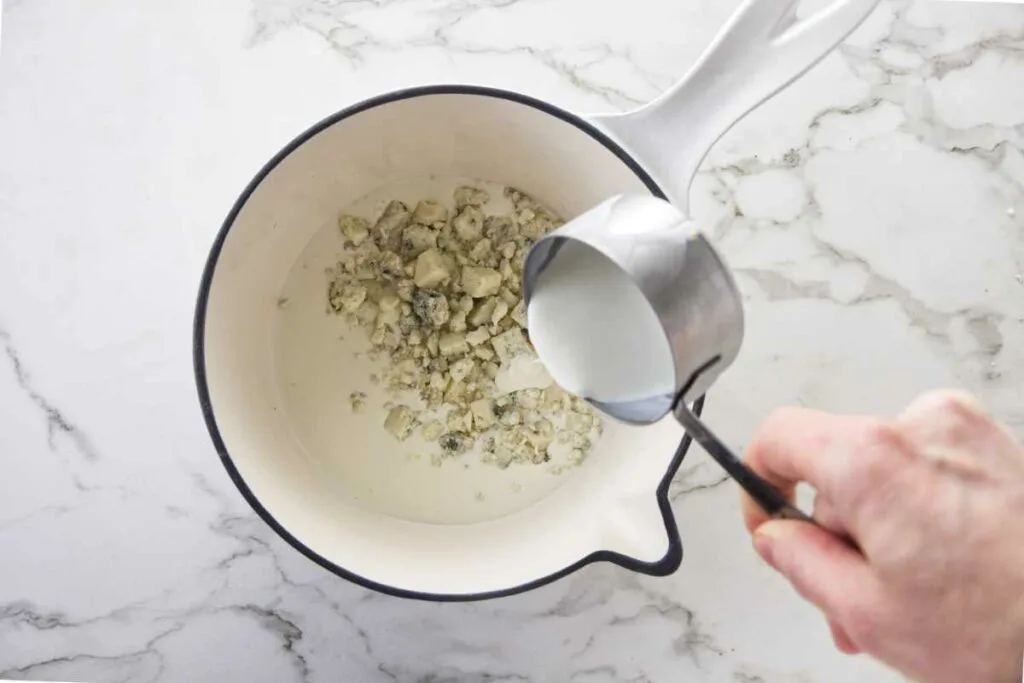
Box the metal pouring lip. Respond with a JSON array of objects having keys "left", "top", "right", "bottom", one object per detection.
[
  {"left": 522, "top": 229, "right": 679, "bottom": 427},
  {"left": 522, "top": 195, "right": 744, "bottom": 424}
]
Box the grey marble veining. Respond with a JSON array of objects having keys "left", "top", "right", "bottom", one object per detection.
[{"left": 1, "top": 0, "right": 1022, "bottom": 680}]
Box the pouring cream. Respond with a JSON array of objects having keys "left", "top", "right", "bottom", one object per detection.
[{"left": 526, "top": 240, "right": 676, "bottom": 406}]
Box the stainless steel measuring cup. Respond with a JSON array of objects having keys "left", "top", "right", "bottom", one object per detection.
[
  {"left": 519, "top": 0, "right": 883, "bottom": 523},
  {"left": 523, "top": 195, "right": 812, "bottom": 522}
]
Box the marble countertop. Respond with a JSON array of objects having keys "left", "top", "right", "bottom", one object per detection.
[{"left": 2, "top": 0, "right": 1023, "bottom": 680}]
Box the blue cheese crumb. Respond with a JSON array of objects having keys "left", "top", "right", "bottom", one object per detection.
[{"left": 383, "top": 405, "right": 416, "bottom": 441}]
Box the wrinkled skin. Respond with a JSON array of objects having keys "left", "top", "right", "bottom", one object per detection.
[{"left": 743, "top": 390, "right": 1024, "bottom": 683}]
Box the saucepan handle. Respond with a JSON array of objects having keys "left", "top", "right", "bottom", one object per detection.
[{"left": 590, "top": 0, "right": 880, "bottom": 215}]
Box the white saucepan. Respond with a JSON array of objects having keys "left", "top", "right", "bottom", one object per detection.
[{"left": 194, "top": 0, "right": 879, "bottom": 600}]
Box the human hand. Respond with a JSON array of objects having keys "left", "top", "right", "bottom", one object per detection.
[{"left": 743, "top": 390, "right": 1024, "bottom": 683}]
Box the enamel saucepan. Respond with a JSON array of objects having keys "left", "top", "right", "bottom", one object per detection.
[{"left": 194, "top": 0, "right": 879, "bottom": 600}]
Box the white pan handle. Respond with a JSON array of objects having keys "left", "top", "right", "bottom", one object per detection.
[{"left": 589, "top": 0, "right": 880, "bottom": 216}]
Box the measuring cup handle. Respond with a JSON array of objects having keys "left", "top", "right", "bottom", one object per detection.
[
  {"left": 590, "top": 0, "right": 880, "bottom": 215},
  {"left": 674, "top": 400, "right": 815, "bottom": 524}
]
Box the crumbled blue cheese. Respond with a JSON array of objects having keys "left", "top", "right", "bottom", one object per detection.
[
  {"left": 470, "top": 399, "right": 495, "bottom": 429},
  {"left": 484, "top": 216, "right": 516, "bottom": 244},
  {"left": 411, "top": 289, "right": 449, "bottom": 328},
  {"left": 339, "top": 215, "right": 370, "bottom": 246},
  {"left": 449, "top": 309, "right": 467, "bottom": 333},
  {"left": 440, "top": 432, "right": 472, "bottom": 455},
  {"left": 449, "top": 358, "right": 475, "bottom": 383},
  {"left": 384, "top": 405, "right": 416, "bottom": 440},
  {"left": 495, "top": 354, "right": 553, "bottom": 394},
  {"left": 439, "top": 332, "right": 468, "bottom": 356},
  {"left": 567, "top": 412, "right": 594, "bottom": 433},
  {"left": 355, "top": 300, "right": 379, "bottom": 324},
  {"left": 490, "top": 328, "right": 531, "bottom": 363},
  {"left": 510, "top": 299, "right": 527, "bottom": 328},
  {"left": 454, "top": 186, "right": 490, "bottom": 208},
  {"left": 498, "top": 287, "right": 519, "bottom": 307},
  {"left": 326, "top": 183, "right": 603, "bottom": 471},
  {"left": 462, "top": 266, "right": 502, "bottom": 298},
  {"left": 421, "top": 420, "right": 444, "bottom": 441},
  {"left": 469, "top": 238, "right": 494, "bottom": 264},
  {"left": 490, "top": 300, "right": 510, "bottom": 326},
  {"left": 414, "top": 249, "right": 451, "bottom": 288},
  {"left": 468, "top": 299, "right": 497, "bottom": 327},
  {"left": 453, "top": 206, "right": 484, "bottom": 242},
  {"left": 413, "top": 200, "right": 448, "bottom": 225},
  {"left": 374, "top": 200, "right": 412, "bottom": 249},
  {"left": 328, "top": 281, "right": 367, "bottom": 313},
  {"left": 399, "top": 225, "right": 438, "bottom": 258},
  {"left": 377, "top": 291, "right": 402, "bottom": 325},
  {"left": 465, "top": 328, "right": 490, "bottom": 347}
]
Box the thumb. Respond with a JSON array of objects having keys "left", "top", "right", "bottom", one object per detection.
[{"left": 754, "top": 520, "right": 876, "bottom": 620}]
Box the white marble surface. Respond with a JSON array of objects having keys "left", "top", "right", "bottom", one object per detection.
[{"left": 1, "top": 0, "right": 1023, "bottom": 680}]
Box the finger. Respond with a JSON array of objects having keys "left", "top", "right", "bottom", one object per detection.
[
  {"left": 899, "top": 389, "right": 987, "bottom": 445},
  {"left": 739, "top": 486, "right": 834, "bottom": 539},
  {"left": 753, "top": 520, "right": 881, "bottom": 629},
  {"left": 813, "top": 495, "right": 849, "bottom": 539},
  {"left": 899, "top": 388, "right": 987, "bottom": 420},
  {"left": 742, "top": 408, "right": 888, "bottom": 532},
  {"left": 741, "top": 492, "right": 786, "bottom": 539},
  {"left": 829, "top": 619, "right": 861, "bottom": 655},
  {"left": 898, "top": 389, "right": 1019, "bottom": 468}
]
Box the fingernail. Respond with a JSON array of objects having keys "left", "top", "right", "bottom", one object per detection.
[{"left": 753, "top": 523, "right": 782, "bottom": 570}]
